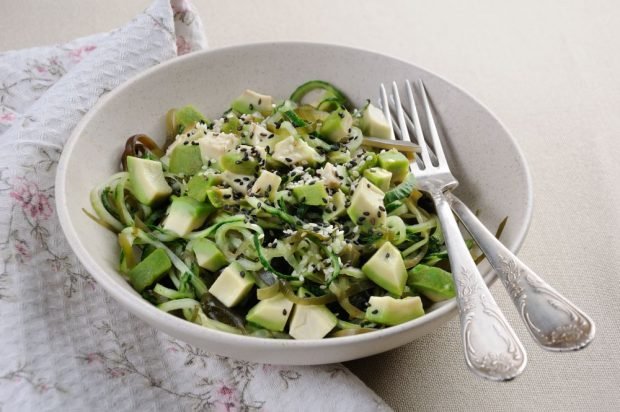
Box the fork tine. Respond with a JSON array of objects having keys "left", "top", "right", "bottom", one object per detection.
[
  {"left": 379, "top": 84, "right": 396, "bottom": 140},
  {"left": 418, "top": 80, "right": 447, "bottom": 166},
  {"left": 406, "top": 80, "right": 433, "bottom": 166},
  {"left": 391, "top": 82, "right": 411, "bottom": 145}
]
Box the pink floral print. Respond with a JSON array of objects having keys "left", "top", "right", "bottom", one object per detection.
[{"left": 9, "top": 178, "right": 53, "bottom": 220}]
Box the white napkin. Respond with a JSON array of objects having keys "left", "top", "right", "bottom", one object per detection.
[{"left": 0, "top": 1, "right": 391, "bottom": 410}]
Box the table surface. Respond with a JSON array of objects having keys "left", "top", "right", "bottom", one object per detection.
[{"left": 3, "top": 1, "right": 619, "bottom": 410}]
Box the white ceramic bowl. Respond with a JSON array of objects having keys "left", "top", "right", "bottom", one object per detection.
[{"left": 56, "top": 42, "right": 532, "bottom": 365}]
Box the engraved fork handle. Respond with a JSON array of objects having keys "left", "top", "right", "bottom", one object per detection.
[
  {"left": 431, "top": 190, "right": 527, "bottom": 381},
  {"left": 446, "top": 192, "right": 595, "bottom": 351}
]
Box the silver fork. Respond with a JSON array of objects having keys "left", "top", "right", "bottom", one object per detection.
[
  {"left": 383, "top": 81, "right": 595, "bottom": 353},
  {"left": 381, "top": 80, "right": 527, "bottom": 381}
]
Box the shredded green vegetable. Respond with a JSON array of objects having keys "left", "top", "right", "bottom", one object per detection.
[{"left": 87, "top": 81, "right": 490, "bottom": 340}]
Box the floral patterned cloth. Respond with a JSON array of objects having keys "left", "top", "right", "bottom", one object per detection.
[{"left": 0, "top": 1, "right": 391, "bottom": 411}]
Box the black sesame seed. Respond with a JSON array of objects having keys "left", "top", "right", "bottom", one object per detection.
[
  {"left": 285, "top": 157, "right": 292, "bottom": 163},
  {"left": 183, "top": 141, "right": 189, "bottom": 145},
  {"left": 240, "top": 271, "right": 246, "bottom": 278},
  {"left": 370, "top": 218, "right": 376, "bottom": 225},
  {"left": 257, "top": 202, "right": 262, "bottom": 208},
  {"left": 379, "top": 206, "right": 386, "bottom": 212},
  {"left": 367, "top": 184, "right": 371, "bottom": 188},
  {"left": 357, "top": 217, "right": 365, "bottom": 223},
  {"left": 378, "top": 211, "right": 382, "bottom": 217},
  {"left": 363, "top": 211, "right": 370, "bottom": 216},
  {"left": 282, "top": 309, "right": 288, "bottom": 316},
  {"left": 249, "top": 103, "right": 254, "bottom": 110},
  {"left": 385, "top": 253, "right": 390, "bottom": 259},
  {"left": 223, "top": 194, "right": 232, "bottom": 199},
  {"left": 258, "top": 98, "right": 262, "bottom": 105},
  {"left": 372, "top": 309, "right": 379, "bottom": 315}
]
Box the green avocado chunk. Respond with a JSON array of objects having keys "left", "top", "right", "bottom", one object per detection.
[
  {"left": 378, "top": 149, "right": 409, "bottom": 183},
  {"left": 365, "top": 295, "right": 424, "bottom": 325},
  {"left": 209, "top": 262, "right": 255, "bottom": 307},
  {"left": 289, "top": 287, "right": 337, "bottom": 340},
  {"left": 319, "top": 109, "right": 353, "bottom": 143},
  {"left": 126, "top": 156, "right": 172, "bottom": 206},
  {"left": 162, "top": 196, "right": 213, "bottom": 237},
  {"left": 407, "top": 264, "right": 456, "bottom": 302},
  {"left": 362, "top": 241, "right": 407, "bottom": 296},
  {"left": 231, "top": 89, "right": 273, "bottom": 115},
  {"left": 129, "top": 248, "right": 172, "bottom": 292},
  {"left": 292, "top": 181, "right": 329, "bottom": 206},
  {"left": 187, "top": 174, "right": 212, "bottom": 202},
  {"left": 169, "top": 144, "right": 203, "bottom": 175},
  {"left": 191, "top": 238, "right": 228, "bottom": 271},
  {"left": 220, "top": 151, "right": 260, "bottom": 175},
  {"left": 176, "top": 105, "right": 209, "bottom": 133},
  {"left": 246, "top": 293, "right": 294, "bottom": 332},
  {"left": 360, "top": 103, "right": 392, "bottom": 139},
  {"left": 363, "top": 167, "right": 392, "bottom": 192},
  {"left": 347, "top": 177, "right": 385, "bottom": 227},
  {"left": 206, "top": 187, "right": 234, "bottom": 208}
]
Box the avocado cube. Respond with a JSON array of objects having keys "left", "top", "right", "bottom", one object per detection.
[
  {"left": 319, "top": 109, "right": 353, "bottom": 143},
  {"left": 363, "top": 167, "right": 393, "bottom": 192},
  {"left": 347, "top": 177, "right": 385, "bottom": 227},
  {"left": 327, "top": 150, "right": 351, "bottom": 165},
  {"left": 206, "top": 187, "right": 234, "bottom": 207},
  {"left": 365, "top": 295, "right": 424, "bottom": 325},
  {"left": 231, "top": 89, "right": 273, "bottom": 115},
  {"left": 221, "top": 171, "right": 256, "bottom": 195},
  {"left": 362, "top": 241, "right": 407, "bottom": 296},
  {"left": 323, "top": 190, "right": 346, "bottom": 221},
  {"left": 220, "top": 145, "right": 261, "bottom": 175},
  {"left": 289, "top": 288, "right": 337, "bottom": 340},
  {"left": 187, "top": 175, "right": 212, "bottom": 202},
  {"left": 162, "top": 196, "right": 213, "bottom": 237},
  {"left": 378, "top": 149, "right": 409, "bottom": 182},
  {"left": 408, "top": 264, "right": 456, "bottom": 302},
  {"left": 169, "top": 144, "right": 204, "bottom": 175},
  {"left": 128, "top": 248, "right": 172, "bottom": 292},
  {"left": 250, "top": 170, "right": 281, "bottom": 201},
  {"left": 126, "top": 156, "right": 172, "bottom": 206},
  {"left": 209, "top": 262, "right": 255, "bottom": 307},
  {"left": 292, "top": 181, "right": 329, "bottom": 206},
  {"left": 175, "top": 105, "right": 209, "bottom": 133},
  {"left": 245, "top": 293, "right": 293, "bottom": 332},
  {"left": 192, "top": 238, "right": 228, "bottom": 271},
  {"left": 360, "top": 103, "right": 392, "bottom": 139}
]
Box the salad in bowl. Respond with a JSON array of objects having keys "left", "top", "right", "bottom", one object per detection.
[{"left": 87, "top": 80, "right": 460, "bottom": 340}]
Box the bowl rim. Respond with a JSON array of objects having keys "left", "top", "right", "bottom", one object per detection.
[{"left": 55, "top": 41, "right": 533, "bottom": 351}]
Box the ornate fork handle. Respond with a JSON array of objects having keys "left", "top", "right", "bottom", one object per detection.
[
  {"left": 446, "top": 192, "right": 595, "bottom": 351},
  {"left": 431, "top": 190, "right": 527, "bottom": 381}
]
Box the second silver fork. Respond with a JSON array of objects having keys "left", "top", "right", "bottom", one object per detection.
[{"left": 382, "top": 80, "right": 527, "bottom": 381}]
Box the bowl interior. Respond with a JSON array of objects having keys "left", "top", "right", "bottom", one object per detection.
[{"left": 57, "top": 42, "right": 532, "bottom": 364}]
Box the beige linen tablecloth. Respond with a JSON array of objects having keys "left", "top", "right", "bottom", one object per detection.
[{"left": 2, "top": 1, "right": 619, "bottom": 410}]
